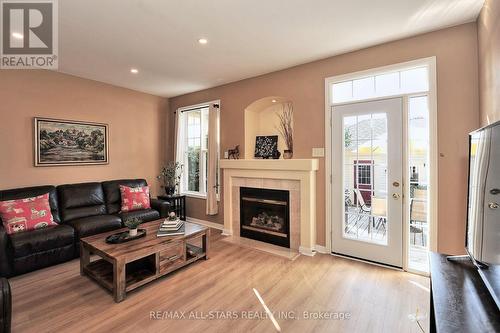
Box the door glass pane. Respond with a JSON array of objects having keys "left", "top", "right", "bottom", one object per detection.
[
  {"left": 356, "top": 114, "right": 371, "bottom": 140},
  {"left": 408, "top": 96, "right": 430, "bottom": 272},
  {"left": 373, "top": 165, "right": 388, "bottom": 197},
  {"left": 343, "top": 113, "right": 388, "bottom": 245}
]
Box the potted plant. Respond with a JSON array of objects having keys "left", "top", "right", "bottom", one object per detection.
[
  {"left": 158, "top": 161, "right": 184, "bottom": 196},
  {"left": 166, "top": 211, "right": 180, "bottom": 223},
  {"left": 277, "top": 102, "right": 293, "bottom": 159},
  {"left": 124, "top": 217, "right": 141, "bottom": 237}
]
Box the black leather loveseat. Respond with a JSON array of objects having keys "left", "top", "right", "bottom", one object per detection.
[{"left": 0, "top": 179, "right": 170, "bottom": 278}]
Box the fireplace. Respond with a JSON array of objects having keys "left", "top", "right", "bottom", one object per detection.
[{"left": 240, "top": 187, "right": 290, "bottom": 248}]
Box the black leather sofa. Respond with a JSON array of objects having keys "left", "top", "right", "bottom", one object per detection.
[
  {"left": 0, "top": 179, "right": 170, "bottom": 278},
  {"left": 0, "top": 278, "right": 10, "bottom": 333}
]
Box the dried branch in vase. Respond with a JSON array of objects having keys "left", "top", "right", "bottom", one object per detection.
[{"left": 276, "top": 102, "right": 293, "bottom": 152}]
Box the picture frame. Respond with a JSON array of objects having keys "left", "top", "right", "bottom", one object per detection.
[
  {"left": 34, "top": 117, "right": 109, "bottom": 166},
  {"left": 254, "top": 135, "right": 278, "bottom": 159}
]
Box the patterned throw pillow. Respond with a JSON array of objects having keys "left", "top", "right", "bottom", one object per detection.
[
  {"left": 119, "top": 185, "right": 151, "bottom": 212},
  {"left": 0, "top": 193, "right": 57, "bottom": 234}
]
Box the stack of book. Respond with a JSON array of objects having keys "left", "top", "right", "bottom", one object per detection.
[{"left": 157, "top": 218, "right": 185, "bottom": 237}]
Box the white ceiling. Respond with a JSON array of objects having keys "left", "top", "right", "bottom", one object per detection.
[{"left": 58, "top": 0, "right": 484, "bottom": 97}]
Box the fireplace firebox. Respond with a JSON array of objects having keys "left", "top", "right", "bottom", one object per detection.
[{"left": 240, "top": 187, "right": 290, "bottom": 248}]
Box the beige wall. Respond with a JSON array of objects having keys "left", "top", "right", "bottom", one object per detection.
[
  {"left": 245, "top": 102, "right": 291, "bottom": 158},
  {"left": 0, "top": 70, "right": 168, "bottom": 195},
  {"left": 478, "top": 0, "right": 500, "bottom": 125},
  {"left": 169, "top": 23, "right": 479, "bottom": 254}
]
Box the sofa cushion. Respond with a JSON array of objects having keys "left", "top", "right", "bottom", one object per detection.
[
  {"left": 118, "top": 209, "right": 160, "bottom": 224},
  {"left": 13, "top": 245, "right": 75, "bottom": 276},
  {"left": 57, "top": 182, "right": 106, "bottom": 222},
  {"left": 0, "top": 185, "right": 60, "bottom": 223},
  {"left": 0, "top": 193, "right": 58, "bottom": 234},
  {"left": 9, "top": 224, "right": 74, "bottom": 258},
  {"left": 66, "top": 215, "right": 122, "bottom": 240},
  {"left": 102, "top": 179, "right": 148, "bottom": 214}
]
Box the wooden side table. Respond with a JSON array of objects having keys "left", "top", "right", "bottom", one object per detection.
[{"left": 157, "top": 195, "right": 186, "bottom": 221}]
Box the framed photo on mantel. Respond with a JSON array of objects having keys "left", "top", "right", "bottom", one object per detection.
[
  {"left": 254, "top": 135, "right": 278, "bottom": 159},
  {"left": 34, "top": 117, "right": 109, "bottom": 166}
]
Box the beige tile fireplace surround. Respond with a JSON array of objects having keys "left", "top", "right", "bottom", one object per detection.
[{"left": 220, "top": 159, "right": 319, "bottom": 256}]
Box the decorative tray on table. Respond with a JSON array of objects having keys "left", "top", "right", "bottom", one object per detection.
[{"left": 105, "top": 229, "right": 146, "bottom": 244}]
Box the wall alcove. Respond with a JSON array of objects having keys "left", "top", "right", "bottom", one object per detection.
[{"left": 244, "top": 96, "right": 293, "bottom": 159}]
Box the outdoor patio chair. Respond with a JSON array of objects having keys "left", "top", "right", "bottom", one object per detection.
[
  {"left": 410, "top": 188, "right": 427, "bottom": 246},
  {"left": 344, "top": 189, "right": 370, "bottom": 233},
  {"left": 371, "top": 197, "right": 387, "bottom": 234}
]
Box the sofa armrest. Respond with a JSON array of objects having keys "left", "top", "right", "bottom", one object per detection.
[
  {"left": 0, "top": 226, "right": 13, "bottom": 278},
  {"left": 150, "top": 199, "right": 171, "bottom": 218}
]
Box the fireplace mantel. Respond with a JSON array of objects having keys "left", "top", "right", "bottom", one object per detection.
[
  {"left": 219, "top": 159, "right": 319, "bottom": 171},
  {"left": 220, "top": 159, "right": 319, "bottom": 256}
]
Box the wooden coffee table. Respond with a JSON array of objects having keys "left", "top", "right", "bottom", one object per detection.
[{"left": 80, "top": 220, "right": 209, "bottom": 302}]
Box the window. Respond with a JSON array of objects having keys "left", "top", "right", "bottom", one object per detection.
[
  {"left": 177, "top": 104, "right": 219, "bottom": 198},
  {"left": 332, "top": 66, "right": 429, "bottom": 104},
  {"left": 357, "top": 164, "right": 372, "bottom": 185}
]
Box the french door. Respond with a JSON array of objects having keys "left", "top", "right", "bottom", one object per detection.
[{"left": 331, "top": 98, "right": 403, "bottom": 267}]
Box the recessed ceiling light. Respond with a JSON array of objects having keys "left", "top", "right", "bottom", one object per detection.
[
  {"left": 198, "top": 38, "right": 208, "bottom": 45},
  {"left": 130, "top": 68, "right": 139, "bottom": 74},
  {"left": 271, "top": 99, "right": 277, "bottom": 103},
  {"left": 12, "top": 32, "right": 23, "bottom": 39}
]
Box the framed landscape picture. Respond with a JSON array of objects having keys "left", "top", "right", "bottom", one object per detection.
[{"left": 34, "top": 117, "right": 109, "bottom": 166}]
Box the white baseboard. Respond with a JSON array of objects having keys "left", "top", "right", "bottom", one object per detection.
[
  {"left": 185, "top": 217, "right": 224, "bottom": 231},
  {"left": 222, "top": 229, "right": 232, "bottom": 236},
  {"left": 314, "top": 244, "right": 329, "bottom": 254},
  {"left": 299, "top": 246, "right": 316, "bottom": 256}
]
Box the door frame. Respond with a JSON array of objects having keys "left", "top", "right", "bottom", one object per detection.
[{"left": 324, "top": 57, "right": 438, "bottom": 274}]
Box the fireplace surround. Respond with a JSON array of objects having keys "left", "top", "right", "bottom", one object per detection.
[
  {"left": 220, "top": 159, "right": 318, "bottom": 256},
  {"left": 240, "top": 187, "right": 290, "bottom": 248}
]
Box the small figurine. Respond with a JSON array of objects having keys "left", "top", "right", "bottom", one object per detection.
[
  {"left": 272, "top": 149, "right": 281, "bottom": 159},
  {"left": 228, "top": 145, "right": 240, "bottom": 159}
]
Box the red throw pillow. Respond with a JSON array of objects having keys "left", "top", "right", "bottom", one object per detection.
[
  {"left": 119, "top": 185, "right": 151, "bottom": 212},
  {"left": 0, "top": 193, "right": 57, "bottom": 234}
]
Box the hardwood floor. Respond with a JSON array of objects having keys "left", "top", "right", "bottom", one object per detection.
[{"left": 10, "top": 230, "right": 429, "bottom": 333}]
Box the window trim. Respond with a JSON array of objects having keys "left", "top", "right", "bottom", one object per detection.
[{"left": 176, "top": 100, "right": 221, "bottom": 200}]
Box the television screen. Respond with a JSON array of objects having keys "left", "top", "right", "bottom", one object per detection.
[
  {"left": 466, "top": 121, "right": 500, "bottom": 309},
  {"left": 466, "top": 122, "right": 500, "bottom": 266}
]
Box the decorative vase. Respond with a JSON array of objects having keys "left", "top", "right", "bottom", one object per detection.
[
  {"left": 129, "top": 228, "right": 138, "bottom": 237},
  {"left": 164, "top": 186, "right": 175, "bottom": 196},
  {"left": 283, "top": 150, "right": 293, "bottom": 159}
]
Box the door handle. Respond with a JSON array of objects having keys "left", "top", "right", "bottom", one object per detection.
[
  {"left": 490, "top": 189, "right": 500, "bottom": 195},
  {"left": 488, "top": 202, "right": 499, "bottom": 210},
  {"left": 392, "top": 193, "right": 400, "bottom": 200}
]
